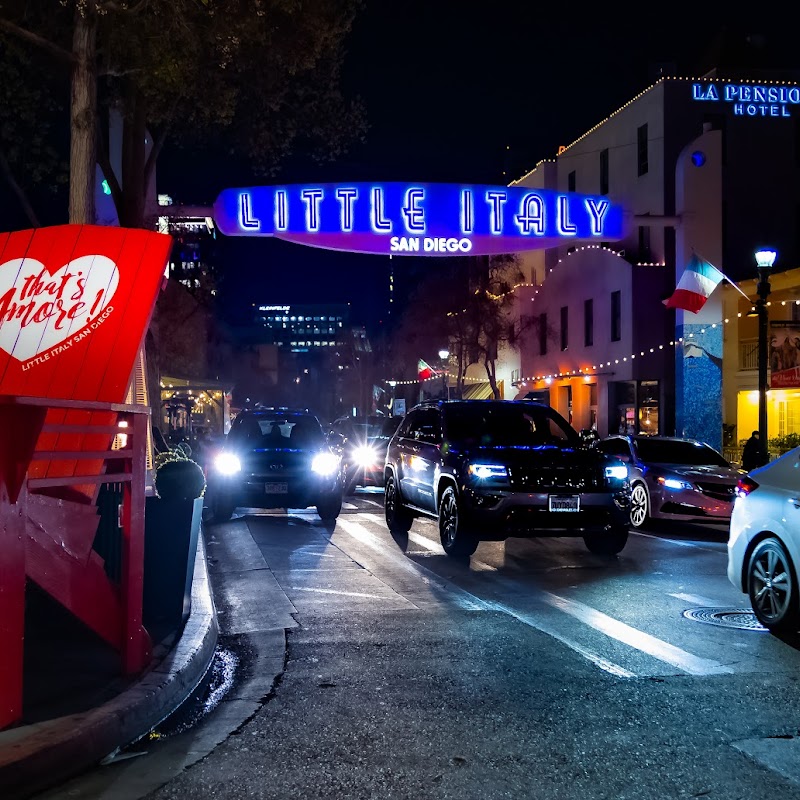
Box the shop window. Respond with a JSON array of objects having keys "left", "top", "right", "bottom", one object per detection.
[
  {"left": 561, "top": 385, "right": 573, "bottom": 425},
  {"left": 611, "top": 290, "right": 621, "bottom": 342},
  {"left": 588, "top": 383, "right": 598, "bottom": 430},
  {"left": 584, "top": 299, "right": 593, "bottom": 346},
  {"left": 638, "top": 380, "right": 660, "bottom": 435}
]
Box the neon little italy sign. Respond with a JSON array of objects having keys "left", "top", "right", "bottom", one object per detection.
[{"left": 213, "top": 182, "right": 624, "bottom": 256}]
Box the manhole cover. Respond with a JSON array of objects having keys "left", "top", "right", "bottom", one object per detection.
[{"left": 683, "top": 607, "right": 767, "bottom": 631}]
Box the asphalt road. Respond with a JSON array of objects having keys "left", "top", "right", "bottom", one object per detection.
[{"left": 38, "top": 490, "right": 800, "bottom": 799}]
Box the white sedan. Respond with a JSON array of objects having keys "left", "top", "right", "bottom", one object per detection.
[{"left": 728, "top": 446, "right": 800, "bottom": 632}]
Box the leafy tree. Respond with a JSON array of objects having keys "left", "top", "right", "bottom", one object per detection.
[
  {"left": 0, "top": 0, "right": 367, "bottom": 226},
  {"left": 388, "top": 254, "right": 529, "bottom": 400}
]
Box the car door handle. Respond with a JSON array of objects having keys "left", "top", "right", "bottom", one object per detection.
[{"left": 791, "top": 497, "right": 800, "bottom": 509}]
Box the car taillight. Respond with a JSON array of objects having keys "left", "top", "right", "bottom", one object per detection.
[{"left": 736, "top": 476, "right": 759, "bottom": 498}]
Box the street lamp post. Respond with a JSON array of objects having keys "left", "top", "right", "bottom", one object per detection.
[
  {"left": 438, "top": 349, "right": 450, "bottom": 400},
  {"left": 755, "top": 248, "right": 777, "bottom": 466}
]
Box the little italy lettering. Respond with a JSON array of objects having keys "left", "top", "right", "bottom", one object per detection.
[
  {"left": 213, "top": 182, "right": 625, "bottom": 256},
  {"left": 0, "top": 255, "right": 119, "bottom": 364}
]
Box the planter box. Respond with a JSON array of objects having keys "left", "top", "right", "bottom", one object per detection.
[{"left": 143, "top": 495, "right": 203, "bottom": 637}]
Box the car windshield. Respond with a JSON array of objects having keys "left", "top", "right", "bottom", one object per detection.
[
  {"left": 444, "top": 403, "right": 578, "bottom": 447},
  {"left": 635, "top": 438, "right": 729, "bottom": 467},
  {"left": 342, "top": 418, "right": 400, "bottom": 440},
  {"left": 234, "top": 414, "right": 325, "bottom": 448}
]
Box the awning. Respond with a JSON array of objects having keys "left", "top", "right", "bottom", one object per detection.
[{"left": 461, "top": 380, "right": 503, "bottom": 400}]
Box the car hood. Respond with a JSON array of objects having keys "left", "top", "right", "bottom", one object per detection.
[
  {"left": 455, "top": 443, "right": 602, "bottom": 467},
  {"left": 652, "top": 463, "right": 741, "bottom": 481}
]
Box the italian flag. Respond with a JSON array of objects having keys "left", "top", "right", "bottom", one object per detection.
[
  {"left": 663, "top": 254, "right": 726, "bottom": 314},
  {"left": 418, "top": 358, "right": 435, "bottom": 380}
]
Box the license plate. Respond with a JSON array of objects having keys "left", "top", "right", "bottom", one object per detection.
[
  {"left": 549, "top": 495, "right": 580, "bottom": 512},
  {"left": 265, "top": 482, "right": 288, "bottom": 494}
]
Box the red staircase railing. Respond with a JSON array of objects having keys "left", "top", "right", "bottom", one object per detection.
[{"left": 0, "top": 395, "right": 152, "bottom": 729}]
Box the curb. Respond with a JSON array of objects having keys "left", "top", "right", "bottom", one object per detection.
[{"left": 0, "top": 528, "right": 219, "bottom": 800}]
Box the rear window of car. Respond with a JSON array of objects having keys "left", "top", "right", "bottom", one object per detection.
[
  {"left": 635, "top": 438, "right": 729, "bottom": 466},
  {"left": 233, "top": 414, "right": 325, "bottom": 447},
  {"left": 444, "top": 403, "right": 578, "bottom": 446}
]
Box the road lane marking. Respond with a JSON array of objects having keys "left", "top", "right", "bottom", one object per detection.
[
  {"left": 631, "top": 530, "right": 723, "bottom": 553},
  {"left": 343, "top": 518, "right": 633, "bottom": 676},
  {"left": 352, "top": 512, "right": 733, "bottom": 677},
  {"left": 670, "top": 591, "right": 721, "bottom": 606},
  {"left": 288, "top": 586, "right": 390, "bottom": 599}
]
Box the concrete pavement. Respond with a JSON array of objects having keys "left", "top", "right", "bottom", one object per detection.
[{"left": 0, "top": 530, "right": 219, "bottom": 800}]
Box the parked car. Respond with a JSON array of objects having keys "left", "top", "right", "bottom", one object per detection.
[
  {"left": 595, "top": 435, "right": 743, "bottom": 529},
  {"left": 727, "top": 447, "right": 800, "bottom": 632},
  {"left": 205, "top": 406, "right": 344, "bottom": 523},
  {"left": 383, "top": 399, "right": 631, "bottom": 558},
  {"left": 329, "top": 415, "right": 403, "bottom": 493}
]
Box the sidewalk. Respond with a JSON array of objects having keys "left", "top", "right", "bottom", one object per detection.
[{"left": 0, "top": 530, "right": 219, "bottom": 800}]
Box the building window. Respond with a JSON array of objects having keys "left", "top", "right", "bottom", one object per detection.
[
  {"left": 538, "top": 312, "right": 548, "bottom": 356},
  {"left": 637, "top": 123, "right": 648, "bottom": 176},
  {"left": 600, "top": 148, "right": 609, "bottom": 195},
  {"left": 638, "top": 225, "right": 651, "bottom": 262},
  {"left": 611, "top": 290, "right": 621, "bottom": 342},
  {"left": 568, "top": 170, "right": 576, "bottom": 192},
  {"left": 560, "top": 306, "right": 568, "bottom": 351},
  {"left": 588, "top": 383, "right": 598, "bottom": 430},
  {"left": 584, "top": 298, "right": 593, "bottom": 346}
]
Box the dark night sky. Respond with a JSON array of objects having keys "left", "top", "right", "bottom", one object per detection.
[
  {"left": 4, "top": 4, "right": 797, "bottom": 335},
  {"left": 156, "top": 4, "right": 797, "bottom": 336}
]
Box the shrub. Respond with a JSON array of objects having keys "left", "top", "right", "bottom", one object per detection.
[{"left": 154, "top": 449, "right": 206, "bottom": 501}]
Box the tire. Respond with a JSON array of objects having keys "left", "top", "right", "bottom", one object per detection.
[
  {"left": 438, "top": 485, "right": 479, "bottom": 558},
  {"left": 747, "top": 537, "right": 800, "bottom": 632},
  {"left": 384, "top": 475, "right": 413, "bottom": 533},
  {"left": 584, "top": 526, "right": 629, "bottom": 556},
  {"left": 317, "top": 493, "right": 342, "bottom": 523},
  {"left": 629, "top": 482, "right": 649, "bottom": 529}
]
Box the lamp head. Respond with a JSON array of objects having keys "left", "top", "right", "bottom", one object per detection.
[
  {"left": 754, "top": 249, "right": 777, "bottom": 271},
  {"left": 438, "top": 349, "right": 449, "bottom": 360}
]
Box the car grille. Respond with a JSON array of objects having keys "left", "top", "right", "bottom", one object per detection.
[
  {"left": 508, "top": 465, "right": 603, "bottom": 492},
  {"left": 695, "top": 481, "right": 736, "bottom": 502}
]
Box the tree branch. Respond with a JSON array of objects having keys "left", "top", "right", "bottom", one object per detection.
[
  {"left": 0, "top": 18, "right": 75, "bottom": 62},
  {"left": 0, "top": 148, "right": 41, "bottom": 227},
  {"left": 143, "top": 124, "right": 169, "bottom": 189}
]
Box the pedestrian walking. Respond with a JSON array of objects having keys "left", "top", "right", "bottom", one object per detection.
[{"left": 742, "top": 430, "right": 766, "bottom": 471}]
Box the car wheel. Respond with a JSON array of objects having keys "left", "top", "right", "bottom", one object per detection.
[
  {"left": 317, "top": 493, "right": 342, "bottom": 523},
  {"left": 748, "top": 537, "right": 800, "bottom": 632},
  {"left": 438, "top": 485, "right": 479, "bottom": 558},
  {"left": 629, "top": 482, "right": 649, "bottom": 528},
  {"left": 384, "top": 475, "right": 413, "bottom": 533},
  {"left": 211, "top": 494, "right": 236, "bottom": 524},
  {"left": 584, "top": 526, "right": 629, "bottom": 556}
]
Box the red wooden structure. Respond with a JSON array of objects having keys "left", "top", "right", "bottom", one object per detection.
[
  {"left": 0, "top": 396, "right": 152, "bottom": 729},
  {"left": 0, "top": 224, "right": 173, "bottom": 730}
]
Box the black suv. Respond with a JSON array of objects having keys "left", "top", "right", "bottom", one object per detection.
[
  {"left": 206, "top": 407, "right": 344, "bottom": 523},
  {"left": 383, "top": 399, "right": 631, "bottom": 557}
]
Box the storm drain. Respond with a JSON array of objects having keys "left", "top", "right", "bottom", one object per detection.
[{"left": 683, "top": 607, "right": 768, "bottom": 631}]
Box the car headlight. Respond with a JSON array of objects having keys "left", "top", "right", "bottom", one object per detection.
[
  {"left": 604, "top": 464, "right": 628, "bottom": 481},
  {"left": 353, "top": 445, "right": 379, "bottom": 467},
  {"left": 214, "top": 452, "right": 241, "bottom": 475},
  {"left": 658, "top": 476, "right": 694, "bottom": 491},
  {"left": 312, "top": 452, "right": 340, "bottom": 476},
  {"left": 468, "top": 463, "right": 508, "bottom": 480}
]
